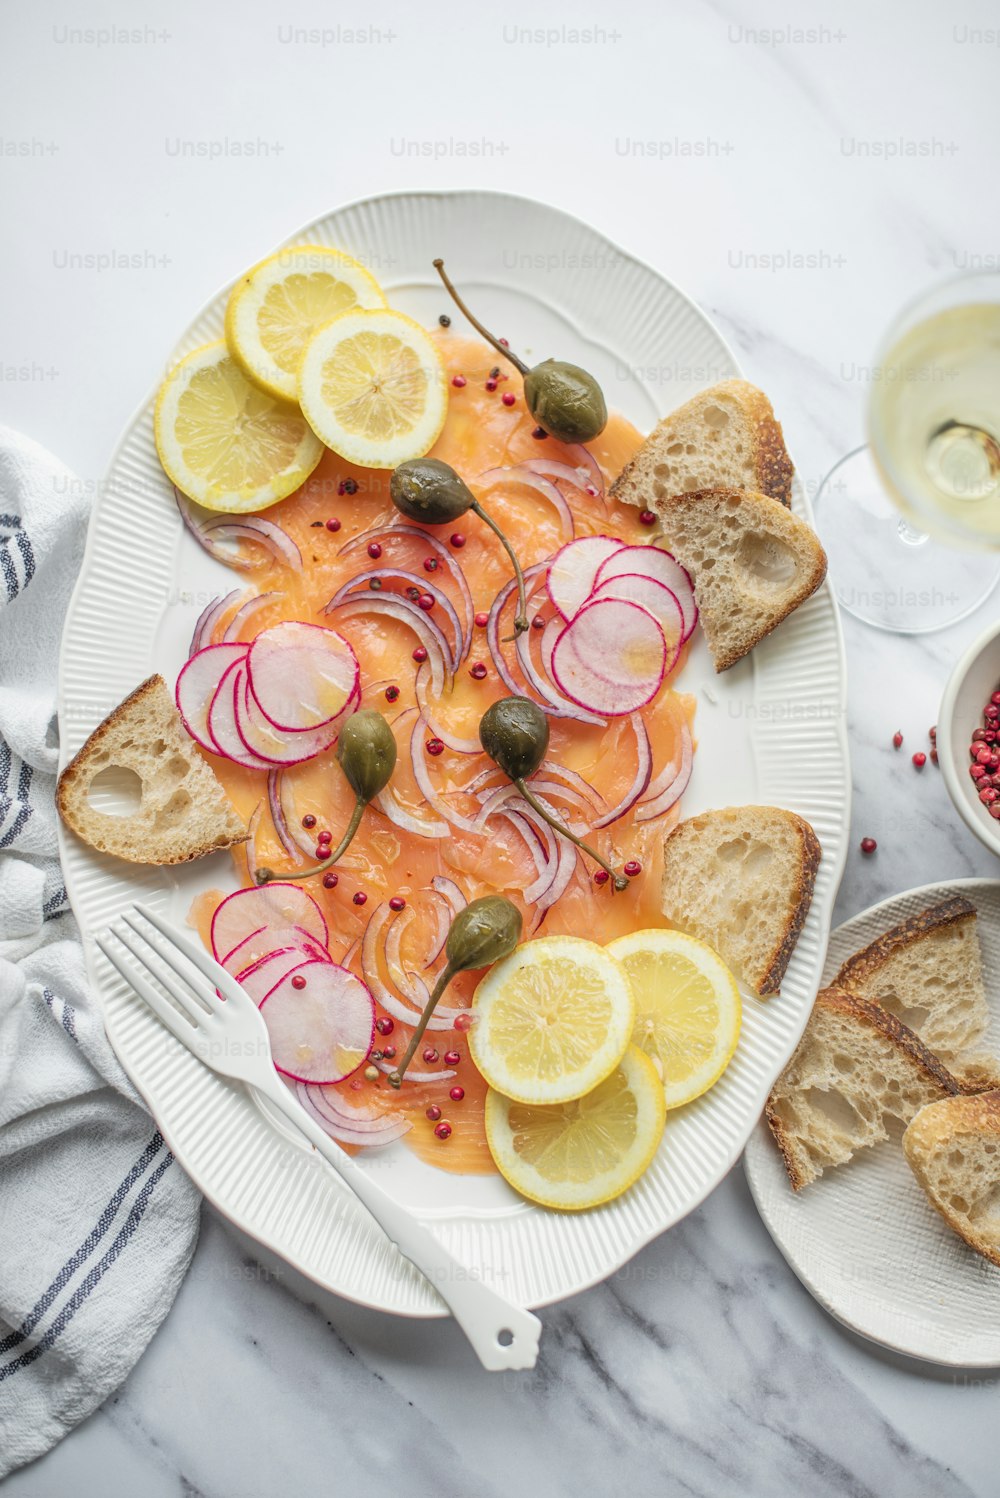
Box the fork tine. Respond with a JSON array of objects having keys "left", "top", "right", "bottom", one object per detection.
[
  {"left": 119, "top": 909, "right": 222, "bottom": 1014},
  {"left": 133, "top": 902, "right": 249, "bottom": 1006},
  {"left": 109, "top": 923, "right": 211, "bottom": 1028},
  {"left": 95, "top": 934, "right": 201, "bottom": 1046}
]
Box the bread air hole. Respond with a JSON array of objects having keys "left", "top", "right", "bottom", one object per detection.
[
  {"left": 87, "top": 764, "right": 144, "bottom": 818},
  {"left": 799, "top": 1087, "right": 865, "bottom": 1135},
  {"left": 703, "top": 405, "right": 729, "bottom": 430},
  {"left": 156, "top": 788, "right": 192, "bottom": 829},
  {"left": 969, "top": 1184, "right": 1000, "bottom": 1223},
  {"left": 734, "top": 532, "right": 797, "bottom": 589}
]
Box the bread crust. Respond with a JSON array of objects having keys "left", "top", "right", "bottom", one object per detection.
[
  {"left": 57, "top": 674, "right": 247, "bottom": 864},
  {"left": 609, "top": 379, "right": 794, "bottom": 509},
  {"left": 903, "top": 1091, "right": 1000, "bottom": 1266},
  {"left": 766, "top": 986, "right": 961, "bottom": 1190},
  {"left": 834, "top": 897, "right": 976, "bottom": 991},
  {"left": 655, "top": 487, "right": 827, "bottom": 672}
]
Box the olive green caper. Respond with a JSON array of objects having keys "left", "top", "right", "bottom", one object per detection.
[
  {"left": 478, "top": 694, "right": 629, "bottom": 892},
  {"left": 336, "top": 708, "right": 397, "bottom": 804},
  {"left": 390, "top": 459, "right": 474, "bottom": 526},
  {"left": 479, "top": 696, "right": 548, "bottom": 782},
  {"left": 389, "top": 895, "right": 522, "bottom": 1085},
  {"left": 445, "top": 894, "right": 523, "bottom": 973},
  {"left": 390, "top": 458, "right": 530, "bottom": 635},
  {"left": 433, "top": 258, "right": 608, "bottom": 445},
  {"left": 255, "top": 709, "right": 396, "bottom": 886},
  {"left": 523, "top": 360, "right": 608, "bottom": 446}
]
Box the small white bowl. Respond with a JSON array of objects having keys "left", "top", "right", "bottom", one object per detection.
[{"left": 939, "top": 618, "right": 1000, "bottom": 857}]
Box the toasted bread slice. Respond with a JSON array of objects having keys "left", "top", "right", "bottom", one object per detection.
[
  {"left": 660, "top": 805, "right": 821, "bottom": 996},
  {"left": 654, "top": 487, "right": 827, "bottom": 672},
  {"left": 903, "top": 1092, "right": 1000, "bottom": 1267},
  {"left": 610, "top": 379, "right": 794, "bottom": 510},
  {"left": 766, "top": 987, "right": 960, "bottom": 1190},
  {"left": 57, "top": 674, "right": 246, "bottom": 864},
  {"left": 834, "top": 898, "right": 998, "bottom": 1090}
]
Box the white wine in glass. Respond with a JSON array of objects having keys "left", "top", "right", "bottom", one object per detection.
[{"left": 816, "top": 273, "right": 1000, "bottom": 633}]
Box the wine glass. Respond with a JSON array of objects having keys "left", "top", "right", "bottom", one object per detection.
[{"left": 814, "top": 272, "right": 1000, "bottom": 633}]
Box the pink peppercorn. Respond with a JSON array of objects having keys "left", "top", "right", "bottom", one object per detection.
[
  {"left": 501, "top": 392, "right": 516, "bottom": 407},
  {"left": 444, "top": 1050, "right": 460, "bottom": 1066},
  {"left": 912, "top": 752, "right": 927, "bottom": 768},
  {"left": 450, "top": 533, "right": 466, "bottom": 549},
  {"left": 325, "top": 517, "right": 341, "bottom": 533},
  {"left": 452, "top": 375, "right": 467, "bottom": 388},
  {"left": 291, "top": 974, "right": 307, "bottom": 990},
  {"left": 434, "top": 1121, "right": 452, "bottom": 1140},
  {"left": 449, "top": 1086, "right": 465, "bottom": 1101},
  {"left": 639, "top": 510, "right": 656, "bottom": 526},
  {"left": 475, "top": 611, "right": 489, "bottom": 628},
  {"left": 367, "top": 541, "right": 382, "bottom": 560},
  {"left": 389, "top": 895, "right": 406, "bottom": 912},
  {"left": 353, "top": 892, "right": 367, "bottom": 907},
  {"left": 323, "top": 872, "right": 338, "bottom": 889},
  {"left": 423, "top": 1048, "right": 439, "bottom": 1064},
  {"left": 426, "top": 1104, "right": 442, "bottom": 1122}
]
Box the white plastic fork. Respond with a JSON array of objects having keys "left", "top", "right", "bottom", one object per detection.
[{"left": 95, "top": 903, "right": 541, "bottom": 1372}]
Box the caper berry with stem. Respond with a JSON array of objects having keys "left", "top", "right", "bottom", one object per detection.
[
  {"left": 254, "top": 710, "right": 397, "bottom": 886},
  {"left": 388, "top": 895, "right": 522, "bottom": 1086},
  {"left": 479, "top": 696, "right": 628, "bottom": 890},
  {"left": 390, "top": 458, "right": 529, "bottom": 636},
  {"left": 433, "top": 259, "right": 608, "bottom": 445}
]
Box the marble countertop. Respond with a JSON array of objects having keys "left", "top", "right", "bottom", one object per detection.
[{"left": 4, "top": 0, "right": 1000, "bottom": 1493}]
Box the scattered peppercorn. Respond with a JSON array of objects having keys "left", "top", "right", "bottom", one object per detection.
[
  {"left": 343, "top": 478, "right": 358, "bottom": 495},
  {"left": 452, "top": 374, "right": 467, "bottom": 388},
  {"left": 325, "top": 517, "right": 342, "bottom": 533},
  {"left": 384, "top": 684, "right": 400, "bottom": 703},
  {"left": 389, "top": 895, "right": 406, "bottom": 912},
  {"left": 413, "top": 646, "right": 428, "bottom": 662},
  {"left": 426, "top": 1104, "right": 442, "bottom": 1121},
  {"left": 353, "top": 891, "right": 368, "bottom": 906},
  {"left": 912, "top": 752, "right": 927, "bottom": 768},
  {"left": 323, "top": 872, "right": 338, "bottom": 889},
  {"left": 469, "top": 662, "right": 488, "bottom": 680},
  {"left": 892, "top": 730, "right": 903, "bottom": 749},
  {"left": 501, "top": 392, "right": 516, "bottom": 407},
  {"left": 474, "top": 610, "right": 489, "bottom": 628},
  {"left": 450, "top": 533, "right": 466, "bottom": 549},
  {"left": 291, "top": 974, "right": 307, "bottom": 990},
  {"left": 426, "top": 738, "right": 445, "bottom": 756},
  {"left": 532, "top": 426, "right": 548, "bottom": 439},
  {"left": 860, "top": 837, "right": 877, "bottom": 854},
  {"left": 434, "top": 1121, "right": 452, "bottom": 1140},
  {"left": 367, "top": 541, "right": 382, "bottom": 560},
  {"left": 301, "top": 814, "right": 317, "bottom": 830},
  {"left": 439, "top": 314, "right": 451, "bottom": 327}
]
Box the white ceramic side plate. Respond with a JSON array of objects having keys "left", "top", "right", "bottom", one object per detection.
[
  {"left": 745, "top": 878, "right": 1000, "bottom": 1367},
  {"left": 59, "top": 191, "right": 850, "bottom": 1316}
]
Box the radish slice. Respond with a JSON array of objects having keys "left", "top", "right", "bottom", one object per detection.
[
  {"left": 235, "top": 945, "right": 327, "bottom": 1004},
  {"left": 237, "top": 672, "right": 341, "bottom": 766},
  {"left": 590, "top": 575, "right": 684, "bottom": 665},
  {"left": 247, "top": 621, "right": 358, "bottom": 733},
  {"left": 208, "top": 663, "right": 278, "bottom": 771},
  {"left": 595, "top": 545, "right": 698, "bottom": 641},
  {"left": 223, "top": 922, "right": 330, "bottom": 979},
  {"left": 176, "top": 642, "right": 248, "bottom": 753},
  {"left": 260, "top": 961, "right": 375, "bottom": 1084},
  {"left": 546, "top": 535, "right": 626, "bottom": 621},
  {"left": 550, "top": 599, "right": 667, "bottom": 716},
  {"left": 211, "top": 884, "right": 328, "bottom": 964}
]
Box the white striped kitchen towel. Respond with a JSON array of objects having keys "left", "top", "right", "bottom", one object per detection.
[{"left": 0, "top": 426, "right": 200, "bottom": 1479}]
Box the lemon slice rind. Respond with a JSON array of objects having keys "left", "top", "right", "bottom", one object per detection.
[
  {"left": 484, "top": 1046, "right": 666, "bottom": 1210},
  {"left": 469, "top": 935, "right": 635, "bottom": 1106},
  {"left": 297, "top": 307, "right": 448, "bottom": 470},
  {"left": 226, "top": 244, "right": 386, "bottom": 401},
  {"left": 154, "top": 341, "right": 323, "bottom": 513},
  {"left": 607, "top": 928, "right": 741, "bottom": 1110}
]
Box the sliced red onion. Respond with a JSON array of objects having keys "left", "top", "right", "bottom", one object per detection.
[
  {"left": 591, "top": 714, "right": 654, "bottom": 828},
  {"left": 243, "top": 801, "right": 263, "bottom": 883},
  {"left": 267, "top": 770, "right": 306, "bottom": 864},
  {"left": 423, "top": 876, "right": 467, "bottom": 966},
  {"left": 372, "top": 1057, "right": 456, "bottom": 1085},
  {"left": 275, "top": 772, "right": 318, "bottom": 857},
  {"left": 475, "top": 466, "right": 574, "bottom": 542},
  {"left": 414, "top": 665, "right": 481, "bottom": 754},
  {"left": 521, "top": 457, "right": 600, "bottom": 496},
  {"left": 222, "top": 590, "right": 281, "bottom": 643},
  {"left": 324, "top": 570, "right": 463, "bottom": 669},
  {"left": 324, "top": 595, "right": 451, "bottom": 695},
  {"left": 374, "top": 784, "right": 448, "bottom": 839},
  {"left": 537, "top": 760, "right": 607, "bottom": 812},
  {"left": 189, "top": 589, "right": 242, "bottom": 657},
  {"left": 409, "top": 714, "right": 482, "bottom": 834},
  {"left": 474, "top": 777, "right": 594, "bottom": 831},
  {"left": 384, "top": 910, "right": 463, "bottom": 1030},
  {"left": 202, "top": 513, "right": 303, "bottom": 571},
  {"left": 501, "top": 807, "right": 559, "bottom": 904},
  {"left": 295, "top": 1081, "right": 411, "bottom": 1148},
  {"left": 532, "top": 825, "right": 578, "bottom": 926},
  {"left": 360, "top": 901, "right": 461, "bottom": 1030},
  {"left": 559, "top": 443, "right": 605, "bottom": 497},
  {"left": 339, "top": 522, "right": 475, "bottom": 658},
  {"left": 635, "top": 721, "right": 693, "bottom": 822},
  {"left": 458, "top": 764, "right": 504, "bottom": 798}
]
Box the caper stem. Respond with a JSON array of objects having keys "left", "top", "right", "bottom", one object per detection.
[
  {"left": 515, "top": 780, "right": 628, "bottom": 891},
  {"left": 256, "top": 796, "right": 366, "bottom": 884},
  {"left": 387, "top": 962, "right": 459, "bottom": 1087},
  {"left": 471, "top": 500, "right": 529, "bottom": 636},
  {"left": 432, "top": 258, "right": 530, "bottom": 378}
]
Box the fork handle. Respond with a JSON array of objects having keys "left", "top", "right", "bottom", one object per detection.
[{"left": 259, "top": 1079, "right": 541, "bottom": 1371}]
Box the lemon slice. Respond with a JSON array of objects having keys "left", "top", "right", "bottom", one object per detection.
[
  {"left": 155, "top": 341, "right": 323, "bottom": 513},
  {"left": 484, "top": 1046, "right": 666, "bottom": 1210},
  {"left": 607, "top": 929, "right": 741, "bottom": 1109},
  {"left": 469, "top": 936, "right": 635, "bottom": 1105},
  {"left": 297, "top": 308, "right": 448, "bottom": 469},
  {"left": 226, "top": 245, "right": 386, "bottom": 401}
]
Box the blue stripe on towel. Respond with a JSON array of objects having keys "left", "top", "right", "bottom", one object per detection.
[
  {"left": 0, "top": 1152, "right": 175, "bottom": 1381},
  {"left": 0, "top": 1132, "right": 165, "bottom": 1356}
]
